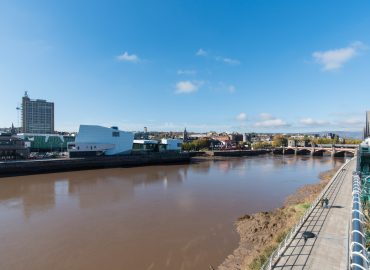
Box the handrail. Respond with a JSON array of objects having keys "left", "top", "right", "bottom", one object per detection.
[
  {"left": 349, "top": 172, "right": 369, "bottom": 270},
  {"left": 261, "top": 159, "right": 352, "bottom": 270}
]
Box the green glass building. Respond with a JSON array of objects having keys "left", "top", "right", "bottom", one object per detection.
[{"left": 16, "top": 133, "right": 75, "bottom": 152}]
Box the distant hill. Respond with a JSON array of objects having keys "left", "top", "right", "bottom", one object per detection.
[{"left": 313, "top": 131, "right": 363, "bottom": 139}]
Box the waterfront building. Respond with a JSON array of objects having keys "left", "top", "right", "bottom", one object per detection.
[
  {"left": 358, "top": 137, "right": 370, "bottom": 176},
  {"left": 189, "top": 134, "right": 209, "bottom": 140},
  {"left": 161, "top": 139, "right": 182, "bottom": 151},
  {"left": 16, "top": 133, "right": 75, "bottom": 152},
  {"left": 364, "top": 111, "right": 370, "bottom": 139},
  {"left": 133, "top": 139, "right": 160, "bottom": 152},
  {"left": 67, "top": 125, "right": 134, "bottom": 157},
  {"left": 22, "top": 92, "right": 54, "bottom": 134},
  {"left": 0, "top": 133, "right": 29, "bottom": 160},
  {"left": 132, "top": 138, "right": 183, "bottom": 152}
]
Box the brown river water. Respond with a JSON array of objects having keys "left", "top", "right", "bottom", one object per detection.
[{"left": 0, "top": 155, "right": 345, "bottom": 270}]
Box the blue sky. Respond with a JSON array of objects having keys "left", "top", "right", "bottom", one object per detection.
[{"left": 0, "top": 0, "right": 369, "bottom": 133}]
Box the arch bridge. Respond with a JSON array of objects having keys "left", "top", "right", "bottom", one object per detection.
[{"left": 273, "top": 144, "right": 357, "bottom": 157}]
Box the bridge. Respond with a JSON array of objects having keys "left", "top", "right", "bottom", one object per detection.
[{"left": 273, "top": 144, "right": 357, "bottom": 157}]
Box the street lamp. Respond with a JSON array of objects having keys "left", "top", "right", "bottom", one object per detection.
[{"left": 16, "top": 106, "right": 21, "bottom": 129}]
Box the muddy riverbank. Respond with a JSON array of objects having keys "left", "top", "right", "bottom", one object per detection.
[{"left": 217, "top": 165, "right": 341, "bottom": 270}]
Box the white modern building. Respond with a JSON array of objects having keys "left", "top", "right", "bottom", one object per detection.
[
  {"left": 68, "top": 125, "right": 134, "bottom": 157},
  {"left": 132, "top": 138, "right": 183, "bottom": 152},
  {"left": 161, "top": 139, "right": 182, "bottom": 151},
  {"left": 133, "top": 139, "right": 160, "bottom": 152},
  {"left": 360, "top": 138, "right": 370, "bottom": 154}
]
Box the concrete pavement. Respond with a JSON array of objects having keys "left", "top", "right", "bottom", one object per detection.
[{"left": 273, "top": 159, "right": 354, "bottom": 270}]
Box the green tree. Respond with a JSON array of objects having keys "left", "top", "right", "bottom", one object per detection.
[
  {"left": 252, "top": 142, "right": 272, "bottom": 149},
  {"left": 342, "top": 139, "right": 362, "bottom": 144},
  {"left": 272, "top": 135, "right": 288, "bottom": 147},
  {"left": 181, "top": 138, "right": 210, "bottom": 151}
]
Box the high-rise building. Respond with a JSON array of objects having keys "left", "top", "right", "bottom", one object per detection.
[
  {"left": 21, "top": 92, "right": 54, "bottom": 134},
  {"left": 365, "top": 111, "right": 370, "bottom": 139}
]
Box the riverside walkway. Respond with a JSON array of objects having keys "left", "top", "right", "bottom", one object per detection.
[{"left": 272, "top": 159, "right": 355, "bottom": 270}]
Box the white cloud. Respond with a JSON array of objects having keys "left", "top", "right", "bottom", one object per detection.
[
  {"left": 175, "top": 81, "right": 203, "bottom": 94},
  {"left": 338, "top": 118, "right": 363, "bottom": 126},
  {"left": 213, "top": 82, "right": 236, "bottom": 93},
  {"left": 196, "top": 49, "right": 240, "bottom": 65},
  {"left": 117, "top": 51, "right": 140, "bottom": 63},
  {"left": 300, "top": 118, "right": 329, "bottom": 126},
  {"left": 196, "top": 49, "right": 208, "bottom": 56},
  {"left": 255, "top": 119, "right": 289, "bottom": 127},
  {"left": 254, "top": 114, "right": 289, "bottom": 127},
  {"left": 177, "top": 69, "right": 197, "bottom": 75},
  {"left": 216, "top": 56, "right": 240, "bottom": 65},
  {"left": 236, "top": 112, "right": 247, "bottom": 121},
  {"left": 312, "top": 41, "right": 365, "bottom": 71},
  {"left": 259, "top": 113, "right": 274, "bottom": 120}
]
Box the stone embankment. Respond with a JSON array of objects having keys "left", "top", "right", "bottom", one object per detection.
[
  {"left": 188, "top": 149, "right": 270, "bottom": 158},
  {"left": 0, "top": 152, "right": 190, "bottom": 177}
]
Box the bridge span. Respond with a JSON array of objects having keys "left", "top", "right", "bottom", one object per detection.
[{"left": 273, "top": 145, "right": 357, "bottom": 157}]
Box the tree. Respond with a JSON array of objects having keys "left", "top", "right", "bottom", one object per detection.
[
  {"left": 181, "top": 138, "right": 210, "bottom": 151},
  {"left": 252, "top": 141, "right": 272, "bottom": 149},
  {"left": 272, "top": 135, "right": 288, "bottom": 147},
  {"left": 342, "top": 139, "right": 362, "bottom": 144}
]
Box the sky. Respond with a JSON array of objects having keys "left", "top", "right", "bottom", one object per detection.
[{"left": 0, "top": 0, "right": 369, "bottom": 133}]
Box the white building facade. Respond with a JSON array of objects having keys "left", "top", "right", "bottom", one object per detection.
[
  {"left": 68, "top": 125, "right": 134, "bottom": 157},
  {"left": 161, "top": 139, "right": 182, "bottom": 151}
]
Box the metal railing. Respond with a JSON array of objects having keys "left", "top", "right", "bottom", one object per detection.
[
  {"left": 261, "top": 159, "right": 352, "bottom": 270},
  {"left": 349, "top": 173, "right": 369, "bottom": 270}
]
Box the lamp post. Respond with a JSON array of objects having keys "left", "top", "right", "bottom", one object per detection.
[{"left": 16, "top": 106, "right": 21, "bottom": 129}]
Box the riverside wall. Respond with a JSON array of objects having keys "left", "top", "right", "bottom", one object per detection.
[
  {"left": 204, "top": 149, "right": 270, "bottom": 157},
  {"left": 0, "top": 152, "right": 191, "bottom": 177}
]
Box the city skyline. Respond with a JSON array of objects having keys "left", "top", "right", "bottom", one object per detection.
[{"left": 1, "top": 1, "right": 370, "bottom": 133}]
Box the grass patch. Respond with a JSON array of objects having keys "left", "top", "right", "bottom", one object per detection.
[
  {"left": 276, "top": 230, "right": 288, "bottom": 243},
  {"left": 248, "top": 203, "right": 310, "bottom": 270},
  {"left": 249, "top": 244, "right": 277, "bottom": 270},
  {"left": 294, "top": 203, "right": 311, "bottom": 215},
  {"left": 249, "top": 230, "right": 289, "bottom": 269}
]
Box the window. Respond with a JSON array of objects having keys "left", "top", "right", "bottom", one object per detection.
[
  {"left": 68, "top": 144, "right": 75, "bottom": 150},
  {"left": 112, "top": 131, "right": 120, "bottom": 137}
]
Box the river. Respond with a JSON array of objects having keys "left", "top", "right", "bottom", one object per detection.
[{"left": 0, "top": 155, "right": 344, "bottom": 270}]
